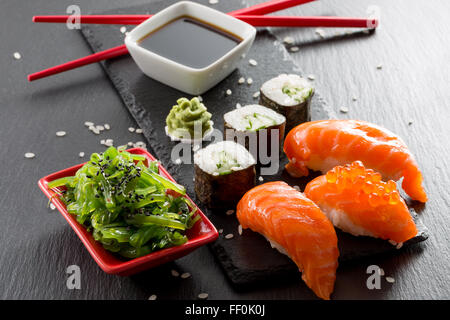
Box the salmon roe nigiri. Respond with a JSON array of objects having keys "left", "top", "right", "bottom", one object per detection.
[
  {"left": 304, "top": 161, "right": 418, "bottom": 244},
  {"left": 284, "top": 120, "right": 428, "bottom": 203},
  {"left": 237, "top": 181, "right": 339, "bottom": 300}
]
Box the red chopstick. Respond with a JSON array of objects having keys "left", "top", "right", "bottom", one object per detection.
[
  {"left": 27, "top": 44, "right": 128, "bottom": 81},
  {"left": 239, "top": 15, "right": 377, "bottom": 28},
  {"left": 32, "top": 14, "right": 153, "bottom": 25},
  {"left": 32, "top": 14, "right": 377, "bottom": 29},
  {"left": 228, "top": 0, "right": 315, "bottom": 16},
  {"left": 32, "top": 0, "right": 315, "bottom": 24}
]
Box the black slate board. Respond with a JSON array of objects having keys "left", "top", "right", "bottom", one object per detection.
[{"left": 80, "top": 0, "right": 428, "bottom": 286}]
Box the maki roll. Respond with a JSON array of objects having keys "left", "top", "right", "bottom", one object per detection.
[
  {"left": 223, "top": 104, "right": 286, "bottom": 164},
  {"left": 194, "top": 141, "right": 256, "bottom": 208},
  {"left": 259, "top": 74, "right": 314, "bottom": 133}
]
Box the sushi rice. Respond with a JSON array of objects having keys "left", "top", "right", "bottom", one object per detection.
[
  {"left": 194, "top": 141, "right": 256, "bottom": 176},
  {"left": 224, "top": 104, "right": 285, "bottom": 132},
  {"left": 261, "top": 74, "right": 314, "bottom": 106}
]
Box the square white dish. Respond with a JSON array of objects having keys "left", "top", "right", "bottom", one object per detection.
[{"left": 125, "top": 1, "right": 256, "bottom": 95}]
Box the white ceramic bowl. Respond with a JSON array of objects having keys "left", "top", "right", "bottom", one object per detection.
[{"left": 125, "top": 1, "right": 256, "bottom": 95}]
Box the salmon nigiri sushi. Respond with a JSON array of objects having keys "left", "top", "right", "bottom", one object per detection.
[
  {"left": 237, "top": 181, "right": 339, "bottom": 300},
  {"left": 284, "top": 120, "right": 427, "bottom": 202},
  {"left": 304, "top": 161, "right": 418, "bottom": 244}
]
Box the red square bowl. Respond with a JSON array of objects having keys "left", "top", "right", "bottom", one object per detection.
[{"left": 38, "top": 148, "right": 218, "bottom": 276}]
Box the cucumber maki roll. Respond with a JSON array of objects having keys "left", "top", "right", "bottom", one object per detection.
[
  {"left": 194, "top": 141, "right": 256, "bottom": 209},
  {"left": 223, "top": 104, "right": 286, "bottom": 164},
  {"left": 259, "top": 74, "right": 314, "bottom": 133}
]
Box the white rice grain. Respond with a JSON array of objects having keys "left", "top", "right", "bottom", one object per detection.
[
  {"left": 24, "top": 152, "right": 35, "bottom": 159},
  {"left": 226, "top": 210, "right": 234, "bottom": 216}
]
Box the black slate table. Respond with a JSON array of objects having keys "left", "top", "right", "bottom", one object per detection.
[{"left": 0, "top": 0, "right": 449, "bottom": 300}]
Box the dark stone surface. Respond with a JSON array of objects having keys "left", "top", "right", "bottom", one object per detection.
[
  {"left": 1, "top": 0, "right": 448, "bottom": 300},
  {"left": 80, "top": 0, "right": 428, "bottom": 287}
]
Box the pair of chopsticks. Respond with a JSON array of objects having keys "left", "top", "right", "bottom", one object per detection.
[{"left": 28, "top": 0, "right": 378, "bottom": 81}]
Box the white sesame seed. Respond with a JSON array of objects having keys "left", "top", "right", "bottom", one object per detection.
[
  {"left": 128, "top": 127, "right": 135, "bottom": 133},
  {"left": 396, "top": 242, "right": 403, "bottom": 249},
  {"left": 50, "top": 203, "right": 56, "bottom": 210},
  {"left": 253, "top": 91, "right": 260, "bottom": 98},
  {"left": 379, "top": 268, "right": 385, "bottom": 276},
  {"left": 290, "top": 46, "right": 300, "bottom": 52},
  {"left": 148, "top": 294, "right": 157, "bottom": 300},
  {"left": 79, "top": 152, "right": 85, "bottom": 158},
  {"left": 225, "top": 233, "right": 234, "bottom": 240},
  {"left": 96, "top": 125, "right": 105, "bottom": 131},
  {"left": 315, "top": 28, "right": 326, "bottom": 38},
  {"left": 13, "top": 52, "right": 21, "bottom": 60},
  {"left": 386, "top": 276, "right": 395, "bottom": 283},
  {"left": 236, "top": 103, "right": 242, "bottom": 109},
  {"left": 104, "top": 123, "right": 110, "bottom": 130},
  {"left": 174, "top": 158, "right": 182, "bottom": 165},
  {"left": 127, "top": 142, "right": 133, "bottom": 146},
  {"left": 388, "top": 239, "right": 397, "bottom": 246},
  {"left": 340, "top": 106, "right": 349, "bottom": 113},
  {"left": 120, "top": 26, "right": 127, "bottom": 34},
  {"left": 92, "top": 128, "right": 100, "bottom": 135},
  {"left": 105, "top": 139, "right": 114, "bottom": 147},
  {"left": 24, "top": 152, "right": 35, "bottom": 159},
  {"left": 181, "top": 272, "right": 191, "bottom": 279},
  {"left": 56, "top": 131, "right": 66, "bottom": 137},
  {"left": 377, "top": 64, "right": 383, "bottom": 69},
  {"left": 249, "top": 59, "right": 258, "bottom": 66},
  {"left": 218, "top": 229, "right": 223, "bottom": 234},
  {"left": 88, "top": 125, "right": 96, "bottom": 131},
  {"left": 135, "top": 141, "right": 146, "bottom": 148},
  {"left": 226, "top": 210, "right": 234, "bottom": 216},
  {"left": 293, "top": 185, "right": 300, "bottom": 191},
  {"left": 84, "top": 121, "right": 94, "bottom": 127},
  {"left": 307, "top": 74, "right": 315, "bottom": 80},
  {"left": 100, "top": 139, "right": 106, "bottom": 145},
  {"left": 136, "top": 128, "right": 143, "bottom": 134},
  {"left": 238, "top": 225, "right": 243, "bottom": 235},
  {"left": 198, "top": 293, "right": 209, "bottom": 300},
  {"left": 283, "top": 36, "right": 294, "bottom": 44},
  {"left": 238, "top": 77, "right": 245, "bottom": 84},
  {"left": 226, "top": 89, "right": 232, "bottom": 96},
  {"left": 197, "top": 95, "right": 203, "bottom": 102},
  {"left": 171, "top": 269, "right": 180, "bottom": 277},
  {"left": 247, "top": 78, "right": 253, "bottom": 85},
  {"left": 258, "top": 176, "right": 264, "bottom": 182}
]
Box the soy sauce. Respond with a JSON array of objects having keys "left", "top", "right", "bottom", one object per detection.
[{"left": 138, "top": 16, "right": 242, "bottom": 69}]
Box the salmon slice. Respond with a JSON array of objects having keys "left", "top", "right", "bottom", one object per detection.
[
  {"left": 284, "top": 120, "right": 427, "bottom": 202},
  {"left": 236, "top": 181, "right": 339, "bottom": 300},
  {"left": 304, "top": 161, "right": 418, "bottom": 243}
]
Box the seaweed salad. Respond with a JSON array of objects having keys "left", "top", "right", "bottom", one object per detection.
[{"left": 47, "top": 146, "right": 200, "bottom": 259}]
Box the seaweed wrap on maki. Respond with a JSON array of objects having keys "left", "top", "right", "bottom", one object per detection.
[
  {"left": 194, "top": 141, "right": 256, "bottom": 209},
  {"left": 259, "top": 74, "right": 314, "bottom": 133},
  {"left": 223, "top": 104, "right": 286, "bottom": 164}
]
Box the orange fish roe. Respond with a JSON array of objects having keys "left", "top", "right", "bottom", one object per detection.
[{"left": 325, "top": 161, "right": 401, "bottom": 206}]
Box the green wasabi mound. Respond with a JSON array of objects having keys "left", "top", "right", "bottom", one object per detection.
[{"left": 166, "top": 97, "right": 213, "bottom": 140}]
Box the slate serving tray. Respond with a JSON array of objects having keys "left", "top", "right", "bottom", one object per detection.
[{"left": 80, "top": 0, "right": 428, "bottom": 286}]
